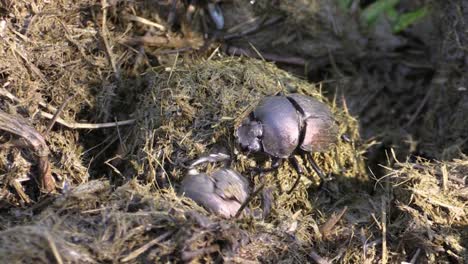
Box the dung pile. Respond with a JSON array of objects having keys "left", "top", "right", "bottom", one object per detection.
[
  {"left": 124, "top": 56, "right": 368, "bottom": 213},
  {"left": 1, "top": 51, "right": 372, "bottom": 262}
]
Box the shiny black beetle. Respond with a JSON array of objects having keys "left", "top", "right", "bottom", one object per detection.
[
  {"left": 236, "top": 93, "right": 339, "bottom": 192},
  {"left": 180, "top": 151, "right": 250, "bottom": 218}
]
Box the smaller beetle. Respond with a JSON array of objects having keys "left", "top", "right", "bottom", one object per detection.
[
  {"left": 236, "top": 93, "right": 339, "bottom": 192},
  {"left": 180, "top": 151, "right": 250, "bottom": 218}
]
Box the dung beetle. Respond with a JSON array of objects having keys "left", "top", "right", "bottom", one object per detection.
[
  {"left": 180, "top": 151, "right": 250, "bottom": 218},
  {"left": 236, "top": 93, "right": 339, "bottom": 192}
]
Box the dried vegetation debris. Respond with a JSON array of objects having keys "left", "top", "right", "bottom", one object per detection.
[
  {"left": 0, "top": 0, "right": 105, "bottom": 204},
  {"left": 387, "top": 157, "right": 468, "bottom": 263},
  {"left": 0, "top": 179, "right": 302, "bottom": 263},
  {"left": 0, "top": 157, "right": 466, "bottom": 263}
]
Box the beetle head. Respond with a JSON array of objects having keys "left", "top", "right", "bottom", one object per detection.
[{"left": 235, "top": 119, "right": 263, "bottom": 153}]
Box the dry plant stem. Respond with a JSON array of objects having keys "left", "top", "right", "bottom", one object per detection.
[
  {"left": 121, "top": 231, "right": 173, "bottom": 262},
  {"left": 309, "top": 249, "right": 331, "bottom": 264},
  {"left": 10, "top": 44, "right": 49, "bottom": 86},
  {"left": 381, "top": 194, "right": 388, "bottom": 264},
  {"left": 405, "top": 85, "right": 433, "bottom": 128},
  {"left": 0, "top": 110, "right": 55, "bottom": 192},
  {"left": 11, "top": 180, "right": 32, "bottom": 203},
  {"left": 100, "top": 0, "right": 120, "bottom": 80},
  {"left": 122, "top": 35, "right": 173, "bottom": 46},
  {"left": 0, "top": 87, "right": 57, "bottom": 113},
  {"left": 319, "top": 206, "right": 348, "bottom": 237},
  {"left": 410, "top": 187, "right": 465, "bottom": 213},
  {"left": 39, "top": 111, "right": 135, "bottom": 129},
  {"left": 181, "top": 245, "right": 220, "bottom": 262},
  {"left": 0, "top": 85, "right": 15, "bottom": 100},
  {"left": 0, "top": 88, "right": 135, "bottom": 129},
  {"left": 57, "top": 20, "right": 98, "bottom": 67},
  {"left": 410, "top": 248, "right": 421, "bottom": 264},
  {"left": 127, "top": 15, "right": 166, "bottom": 31},
  {"left": 44, "top": 94, "right": 74, "bottom": 135},
  {"left": 155, "top": 47, "right": 193, "bottom": 55},
  {"left": 46, "top": 233, "right": 64, "bottom": 264}
]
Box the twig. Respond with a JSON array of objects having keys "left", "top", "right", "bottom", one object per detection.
[
  {"left": 154, "top": 47, "right": 193, "bottom": 55},
  {"left": 121, "top": 231, "right": 173, "bottom": 262},
  {"left": 409, "top": 248, "right": 421, "bottom": 264},
  {"left": 1, "top": 82, "right": 57, "bottom": 113},
  {"left": 127, "top": 15, "right": 166, "bottom": 31},
  {"left": 319, "top": 206, "right": 348, "bottom": 237},
  {"left": 309, "top": 249, "right": 331, "bottom": 264},
  {"left": 57, "top": 19, "right": 98, "bottom": 67},
  {"left": 441, "top": 164, "right": 448, "bottom": 192},
  {"left": 396, "top": 162, "right": 467, "bottom": 184},
  {"left": 44, "top": 95, "right": 75, "bottom": 136},
  {"left": 10, "top": 180, "right": 32, "bottom": 204},
  {"left": 46, "top": 233, "right": 64, "bottom": 264},
  {"left": 39, "top": 111, "right": 135, "bottom": 129},
  {"left": 381, "top": 196, "right": 388, "bottom": 264},
  {"left": 405, "top": 85, "right": 433, "bottom": 128},
  {"left": 410, "top": 188, "right": 465, "bottom": 213},
  {"left": 122, "top": 35, "right": 172, "bottom": 46},
  {"left": 100, "top": 0, "right": 120, "bottom": 79},
  {"left": 0, "top": 110, "right": 55, "bottom": 192},
  {"left": 10, "top": 44, "right": 49, "bottom": 86},
  {"left": 0, "top": 85, "right": 17, "bottom": 101},
  {"left": 181, "top": 245, "right": 220, "bottom": 262},
  {"left": 0, "top": 88, "right": 134, "bottom": 129}
]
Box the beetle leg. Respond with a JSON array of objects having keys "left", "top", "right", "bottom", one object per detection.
[
  {"left": 185, "top": 0, "right": 197, "bottom": 24},
  {"left": 206, "top": 2, "right": 224, "bottom": 30},
  {"left": 270, "top": 157, "right": 282, "bottom": 170},
  {"left": 287, "top": 156, "right": 304, "bottom": 194},
  {"left": 167, "top": 0, "right": 178, "bottom": 28},
  {"left": 306, "top": 153, "right": 333, "bottom": 182},
  {"left": 261, "top": 186, "right": 274, "bottom": 219},
  {"left": 235, "top": 175, "right": 265, "bottom": 218},
  {"left": 189, "top": 153, "right": 231, "bottom": 168},
  {"left": 341, "top": 134, "right": 352, "bottom": 143},
  {"left": 248, "top": 157, "right": 282, "bottom": 175}
]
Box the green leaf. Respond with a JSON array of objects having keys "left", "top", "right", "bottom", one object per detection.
[
  {"left": 337, "top": 0, "right": 353, "bottom": 10},
  {"left": 392, "top": 6, "right": 430, "bottom": 33},
  {"left": 361, "top": 0, "right": 400, "bottom": 25},
  {"left": 386, "top": 7, "right": 399, "bottom": 22}
]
